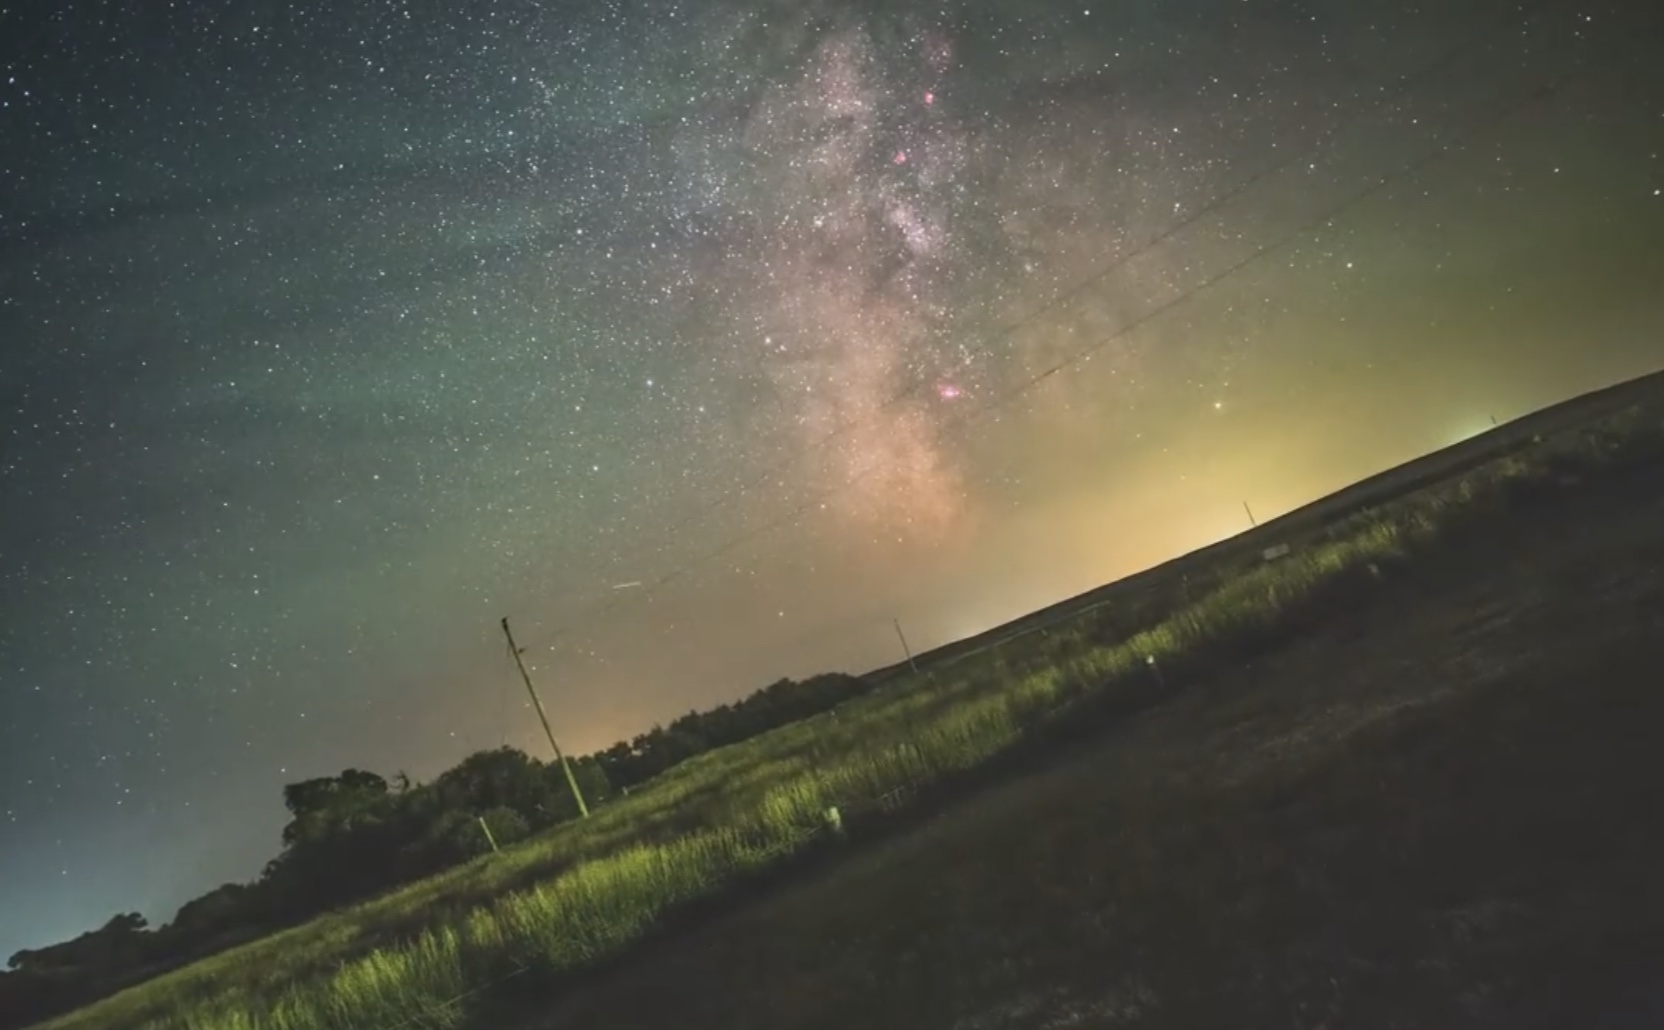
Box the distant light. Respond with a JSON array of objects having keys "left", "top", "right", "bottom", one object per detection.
[{"left": 938, "top": 383, "right": 963, "bottom": 400}]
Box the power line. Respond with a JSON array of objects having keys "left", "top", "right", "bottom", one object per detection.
[
  {"left": 387, "top": 17, "right": 1606, "bottom": 1027},
  {"left": 540, "top": 49, "right": 1597, "bottom": 653},
  {"left": 540, "top": 0, "right": 1579, "bottom": 618},
  {"left": 532, "top": 32, "right": 1597, "bottom": 648}
]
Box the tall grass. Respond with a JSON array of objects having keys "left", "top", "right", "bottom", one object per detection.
[{"left": 42, "top": 404, "right": 1664, "bottom": 1030}]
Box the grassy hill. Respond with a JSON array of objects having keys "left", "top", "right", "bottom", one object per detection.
[
  {"left": 864, "top": 368, "right": 1664, "bottom": 685},
  {"left": 34, "top": 369, "right": 1664, "bottom": 1030},
  {"left": 531, "top": 414, "right": 1664, "bottom": 1030}
]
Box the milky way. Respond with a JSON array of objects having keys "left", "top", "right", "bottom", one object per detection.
[
  {"left": 664, "top": 23, "right": 968, "bottom": 533},
  {"left": 2, "top": 0, "right": 1662, "bottom": 957}
]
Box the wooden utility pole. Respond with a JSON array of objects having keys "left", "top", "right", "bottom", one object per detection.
[
  {"left": 893, "top": 618, "right": 919, "bottom": 674},
  {"left": 500, "top": 617, "right": 589, "bottom": 819},
  {"left": 1243, "top": 500, "right": 1258, "bottom": 528}
]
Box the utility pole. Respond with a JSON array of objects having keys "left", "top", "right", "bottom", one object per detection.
[
  {"left": 894, "top": 618, "right": 919, "bottom": 675},
  {"left": 1243, "top": 501, "right": 1258, "bottom": 528},
  {"left": 500, "top": 617, "right": 589, "bottom": 819}
]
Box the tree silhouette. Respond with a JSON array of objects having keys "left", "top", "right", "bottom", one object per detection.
[{"left": 0, "top": 668, "right": 872, "bottom": 1030}]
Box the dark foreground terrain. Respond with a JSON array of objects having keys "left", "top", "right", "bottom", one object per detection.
[
  {"left": 26, "top": 379, "right": 1664, "bottom": 1030},
  {"left": 528, "top": 434, "right": 1664, "bottom": 1028}
]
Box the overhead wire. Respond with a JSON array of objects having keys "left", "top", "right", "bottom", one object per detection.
[{"left": 522, "top": 0, "right": 1598, "bottom": 653}]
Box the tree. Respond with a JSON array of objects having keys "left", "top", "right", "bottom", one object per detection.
[
  {"left": 0, "top": 666, "right": 878, "bottom": 1030},
  {"left": 7, "top": 912, "right": 151, "bottom": 975},
  {"left": 431, "top": 747, "right": 554, "bottom": 820},
  {"left": 167, "top": 883, "right": 253, "bottom": 940},
  {"left": 280, "top": 769, "right": 391, "bottom": 847}
]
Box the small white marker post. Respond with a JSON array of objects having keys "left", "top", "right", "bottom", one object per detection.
[{"left": 1146, "top": 654, "right": 1166, "bottom": 689}]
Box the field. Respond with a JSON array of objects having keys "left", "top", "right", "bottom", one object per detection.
[
  {"left": 531, "top": 398, "right": 1664, "bottom": 1029},
  {"left": 37, "top": 371, "right": 1664, "bottom": 1030}
]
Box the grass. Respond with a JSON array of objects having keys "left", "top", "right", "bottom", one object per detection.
[
  {"left": 535, "top": 423, "right": 1664, "bottom": 1028},
  {"left": 37, "top": 395, "right": 1664, "bottom": 1030}
]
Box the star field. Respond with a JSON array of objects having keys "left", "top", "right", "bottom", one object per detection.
[{"left": 2, "top": 0, "right": 1662, "bottom": 958}]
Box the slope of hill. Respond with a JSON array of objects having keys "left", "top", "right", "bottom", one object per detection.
[
  {"left": 864, "top": 367, "right": 1664, "bottom": 685},
  {"left": 29, "top": 368, "right": 1664, "bottom": 1030},
  {"left": 531, "top": 423, "right": 1664, "bottom": 1029}
]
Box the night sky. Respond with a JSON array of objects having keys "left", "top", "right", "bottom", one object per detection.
[{"left": 2, "top": 0, "right": 1662, "bottom": 958}]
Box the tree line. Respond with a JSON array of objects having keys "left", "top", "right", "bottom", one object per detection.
[{"left": 0, "top": 670, "right": 869, "bottom": 1029}]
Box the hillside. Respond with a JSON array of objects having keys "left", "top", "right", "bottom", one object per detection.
[
  {"left": 26, "top": 369, "right": 1664, "bottom": 1030},
  {"left": 529, "top": 415, "right": 1664, "bottom": 1028},
  {"left": 865, "top": 367, "right": 1664, "bottom": 684}
]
